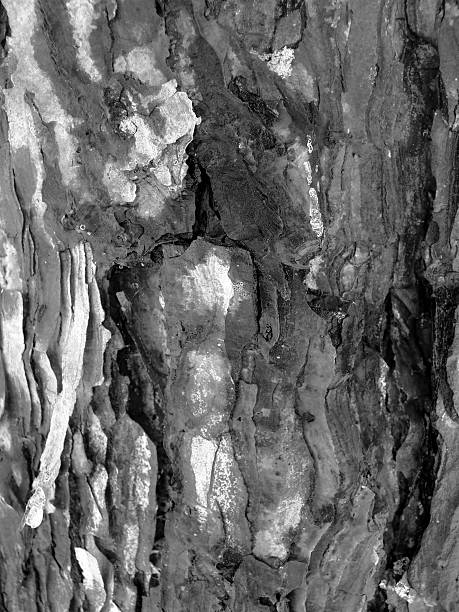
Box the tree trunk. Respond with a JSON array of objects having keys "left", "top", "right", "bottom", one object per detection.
[{"left": 0, "top": 0, "right": 457, "bottom": 610}]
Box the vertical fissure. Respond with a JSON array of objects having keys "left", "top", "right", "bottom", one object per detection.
[
  {"left": 106, "top": 266, "right": 173, "bottom": 594},
  {"left": 370, "top": 24, "right": 445, "bottom": 610}
]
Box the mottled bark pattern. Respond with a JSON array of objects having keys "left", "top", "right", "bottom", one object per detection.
[{"left": 0, "top": 0, "right": 457, "bottom": 611}]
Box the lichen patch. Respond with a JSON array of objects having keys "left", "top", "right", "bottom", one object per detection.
[
  {"left": 190, "top": 436, "right": 218, "bottom": 524},
  {"left": 66, "top": 0, "right": 103, "bottom": 82}
]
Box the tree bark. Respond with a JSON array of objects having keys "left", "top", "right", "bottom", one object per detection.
[{"left": 0, "top": 0, "right": 457, "bottom": 610}]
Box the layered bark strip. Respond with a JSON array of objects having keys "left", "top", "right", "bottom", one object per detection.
[{"left": 0, "top": 0, "right": 457, "bottom": 610}]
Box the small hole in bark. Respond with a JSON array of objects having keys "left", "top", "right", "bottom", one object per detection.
[
  {"left": 149, "top": 573, "right": 160, "bottom": 588},
  {"left": 264, "top": 323, "right": 273, "bottom": 341},
  {"left": 258, "top": 596, "right": 274, "bottom": 606},
  {"left": 150, "top": 549, "right": 161, "bottom": 565}
]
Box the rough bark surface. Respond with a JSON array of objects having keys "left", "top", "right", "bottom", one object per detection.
[{"left": 0, "top": 0, "right": 458, "bottom": 611}]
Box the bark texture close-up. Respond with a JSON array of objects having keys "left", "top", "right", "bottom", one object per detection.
[{"left": 0, "top": 0, "right": 458, "bottom": 610}]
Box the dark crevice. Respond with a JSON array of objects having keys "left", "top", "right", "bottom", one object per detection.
[
  {"left": 384, "top": 426, "right": 435, "bottom": 564},
  {"left": 65, "top": 430, "right": 85, "bottom": 610},
  {"left": 366, "top": 588, "right": 389, "bottom": 612},
  {"left": 437, "top": 70, "right": 449, "bottom": 122},
  {"left": 0, "top": 1, "right": 10, "bottom": 63},
  {"left": 432, "top": 285, "right": 459, "bottom": 421},
  {"left": 184, "top": 143, "right": 270, "bottom": 264},
  {"left": 382, "top": 293, "right": 395, "bottom": 370},
  {"left": 447, "top": 133, "right": 459, "bottom": 241},
  {"left": 372, "top": 262, "right": 440, "bottom": 599},
  {"left": 305, "top": 290, "right": 350, "bottom": 349},
  {"left": 277, "top": 0, "right": 304, "bottom": 19},
  {"left": 369, "top": 28, "right": 444, "bottom": 609},
  {"left": 228, "top": 76, "right": 278, "bottom": 126},
  {"left": 155, "top": 0, "right": 165, "bottom": 18},
  {"left": 254, "top": 261, "right": 264, "bottom": 340},
  {"left": 215, "top": 548, "right": 243, "bottom": 583},
  {"left": 191, "top": 157, "right": 212, "bottom": 238},
  {"left": 134, "top": 570, "right": 147, "bottom": 611},
  {"left": 371, "top": 283, "right": 438, "bottom": 606},
  {"left": 0, "top": 585, "right": 6, "bottom": 612},
  {"left": 106, "top": 268, "right": 174, "bottom": 560},
  {"left": 258, "top": 595, "right": 276, "bottom": 609}
]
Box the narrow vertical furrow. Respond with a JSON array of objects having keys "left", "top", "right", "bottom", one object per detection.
[{"left": 106, "top": 263, "right": 173, "bottom": 603}]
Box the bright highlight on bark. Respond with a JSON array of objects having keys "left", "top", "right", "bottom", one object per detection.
[{"left": 22, "top": 243, "right": 110, "bottom": 529}]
